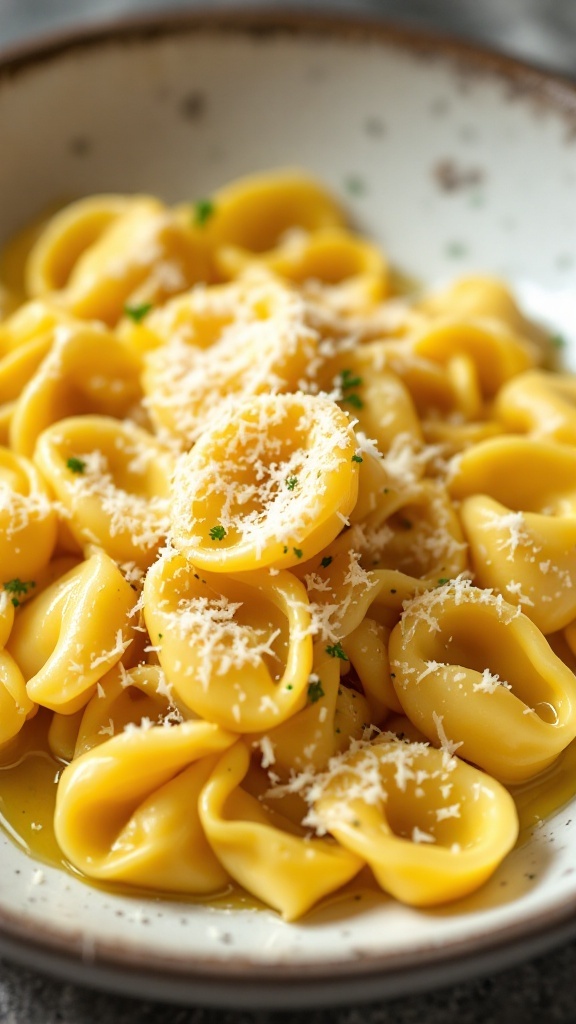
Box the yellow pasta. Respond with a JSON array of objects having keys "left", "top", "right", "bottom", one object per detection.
[
  {"left": 198, "top": 740, "right": 364, "bottom": 920},
  {"left": 55, "top": 718, "right": 236, "bottom": 892},
  {"left": 310, "top": 735, "right": 518, "bottom": 906},
  {"left": 388, "top": 579, "right": 576, "bottom": 782},
  {"left": 0, "top": 168, "right": 575, "bottom": 921},
  {"left": 143, "top": 551, "right": 314, "bottom": 732},
  {"left": 35, "top": 415, "right": 174, "bottom": 565},
  {"left": 170, "top": 391, "right": 359, "bottom": 572},
  {"left": 7, "top": 548, "right": 138, "bottom": 713}
]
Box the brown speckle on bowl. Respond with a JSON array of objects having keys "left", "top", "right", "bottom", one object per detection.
[
  {"left": 179, "top": 91, "right": 206, "bottom": 121},
  {"left": 68, "top": 135, "right": 91, "bottom": 157},
  {"left": 433, "top": 157, "right": 485, "bottom": 192}
]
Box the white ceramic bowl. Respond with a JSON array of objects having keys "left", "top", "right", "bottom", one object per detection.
[{"left": 1, "top": 11, "right": 576, "bottom": 1009}]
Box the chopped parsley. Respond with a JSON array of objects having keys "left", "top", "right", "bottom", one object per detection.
[
  {"left": 307, "top": 679, "right": 325, "bottom": 703},
  {"left": 208, "top": 525, "right": 226, "bottom": 541},
  {"left": 351, "top": 453, "right": 363, "bottom": 463},
  {"left": 326, "top": 641, "right": 348, "bottom": 661},
  {"left": 193, "top": 198, "right": 215, "bottom": 226},
  {"left": 66, "top": 457, "right": 86, "bottom": 474},
  {"left": 344, "top": 175, "right": 366, "bottom": 197},
  {"left": 340, "top": 369, "right": 363, "bottom": 391},
  {"left": 320, "top": 556, "right": 333, "bottom": 568},
  {"left": 285, "top": 476, "right": 298, "bottom": 491},
  {"left": 3, "top": 578, "right": 36, "bottom": 607},
  {"left": 293, "top": 547, "right": 303, "bottom": 559},
  {"left": 124, "top": 302, "right": 153, "bottom": 323},
  {"left": 341, "top": 393, "right": 364, "bottom": 410},
  {"left": 437, "top": 577, "right": 450, "bottom": 586},
  {"left": 337, "top": 369, "right": 364, "bottom": 409}
]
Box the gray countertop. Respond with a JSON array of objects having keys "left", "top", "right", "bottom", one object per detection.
[{"left": 0, "top": 2, "right": 575, "bottom": 1021}]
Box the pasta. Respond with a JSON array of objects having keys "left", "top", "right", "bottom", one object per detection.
[{"left": 0, "top": 169, "right": 574, "bottom": 921}]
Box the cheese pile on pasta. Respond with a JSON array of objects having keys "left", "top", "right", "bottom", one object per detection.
[{"left": 0, "top": 169, "right": 574, "bottom": 920}]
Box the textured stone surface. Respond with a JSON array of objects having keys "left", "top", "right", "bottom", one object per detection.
[{"left": 1, "top": 936, "right": 576, "bottom": 1023}]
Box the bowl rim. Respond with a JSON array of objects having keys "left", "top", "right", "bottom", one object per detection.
[
  {"left": 0, "top": 5, "right": 576, "bottom": 1005},
  {"left": 0, "top": 4, "right": 575, "bottom": 112}
]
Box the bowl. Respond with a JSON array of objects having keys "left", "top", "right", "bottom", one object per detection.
[{"left": 0, "top": 10, "right": 576, "bottom": 1009}]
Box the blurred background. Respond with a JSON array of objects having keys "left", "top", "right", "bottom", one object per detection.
[{"left": 0, "top": 0, "right": 575, "bottom": 76}]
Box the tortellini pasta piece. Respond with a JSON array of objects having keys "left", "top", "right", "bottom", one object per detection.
[
  {"left": 412, "top": 317, "right": 536, "bottom": 398},
  {"left": 450, "top": 436, "right": 576, "bottom": 632},
  {"left": 218, "top": 227, "right": 388, "bottom": 314},
  {"left": 142, "top": 278, "right": 318, "bottom": 448},
  {"left": 310, "top": 734, "right": 518, "bottom": 906},
  {"left": 35, "top": 415, "right": 174, "bottom": 566},
  {"left": 7, "top": 548, "right": 138, "bottom": 713},
  {"left": 389, "top": 580, "right": 576, "bottom": 783},
  {"left": 417, "top": 274, "right": 547, "bottom": 351},
  {"left": 204, "top": 169, "right": 346, "bottom": 261},
  {"left": 495, "top": 369, "right": 576, "bottom": 445},
  {"left": 10, "top": 320, "right": 142, "bottom": 457},
  {"left": 0, "top": 447, "right": 57, "bottom": 580},
  {"left": 55, "top": 719, "right": 236, "bottom": 892},
  {"left": 143, "top": 552, "right": 313, "bottom": 732},
  {"left": 25, "top": 195, "right": 135, "bottom": 297},
  {"left": 28, "top": 195, "right": 212, "bottom": 325},
  {"left": 170, "top": 392, "right": 359, "bottom": 572},
  {"left": 199, "top": 740, "right": 364, "bottom": 920},
  {"left": 313, "top": 343, "right": 423, "bottom": 456}
]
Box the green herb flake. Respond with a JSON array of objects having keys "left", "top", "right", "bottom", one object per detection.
[
  {"left": 124, "top": 302, "right": 153, "bottom": 323},
  {"left": 193, "top": 198, "right": 215, "bottom": 227},
  {"left": 340, "top": 369, "right": 363, "bottom": 391},
  {"left": 3, "top": 578, "right": 36, "bottom": 607},
  {"left": 307, "top": 679, "right": 325, "bottom": 703},
  {"left": 66, "top": 457, "right": 87, "bottom": 474},
  {"left": 445, "top": 240, "right": 468, "bottom": 259},
  {"left": 351, "top": 454, "right": 363, "bottom": 463},
  {"left": 293, "top": 548, "right": 303, "bottom": 559},
  {"left": 344, "top": 175, "right": 366, "bottom": 197},
  {"left": 341, "top": 393, "right": 364, "bottom": 410},
  {"left": 437, "top": 577, "right": 450, "bottom": 586},
  {"left": 326, "top": 641, "right": 349, "bottom": 661},
  {"left": 320, "top": 556, "right": 333, "bottom": 568},
  {"left": 208, "top": 524, "right": 226, "bottom": 541},
  {"left": 285, "top": 476, "right": 298, "bottom": 491}
]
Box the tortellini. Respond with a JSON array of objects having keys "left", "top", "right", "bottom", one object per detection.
[
  {"left": 0, "top": 169, "right": 575, "bottom": 921},
  {"left": 170, "top": 392, "right": 359, "bottom": 572}
]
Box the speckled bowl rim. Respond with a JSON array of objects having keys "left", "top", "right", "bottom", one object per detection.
[{"left": 1, "top": 8, "right": 576, "bottom": 1007}]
